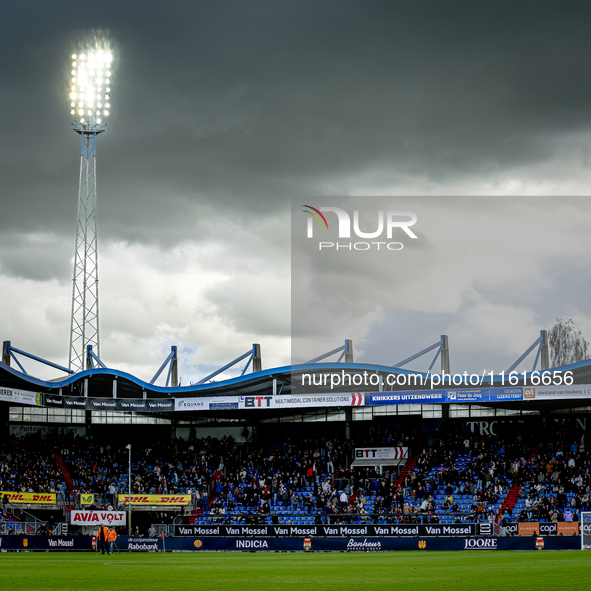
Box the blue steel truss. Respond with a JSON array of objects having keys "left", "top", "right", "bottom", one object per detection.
[
  {"left": 197, "top": 345, "right": 259, "bottom": 385},
  {"left": 3, "top": 341, "right": 74, "bottom": 376},
  {"left": 506, "top": 330, "right": 547, "bottom": 373},
  {"left": 306, "top": 340, "right": 352, "bottom": 364},
  {"left": 150, "top": 346, "right": 177, "bottom": 387},
  {"left": 393, "top": 335, "right": 445, "bottom": 372},
  {"left": 86, "top": 345, "right": 107, "bottom": 369}
]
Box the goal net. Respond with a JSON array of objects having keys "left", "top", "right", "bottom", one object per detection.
[{"left": 581, "top": 512, "right": 591, "bottom": 550}]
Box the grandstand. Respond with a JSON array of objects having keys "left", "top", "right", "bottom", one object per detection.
[
  {"left": 1, "top": 331, "right": 591, "bottom": 549},
  {"left": 1, "top": 380, "right": 589, "bottom": 546}
]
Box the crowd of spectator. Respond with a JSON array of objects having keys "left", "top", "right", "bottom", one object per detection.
[
  {"left": 0, "top": 437, "right": 63, "bottom": 495},
  {"left": 0, "top": 418, "right": 590, "bottom": 528}
]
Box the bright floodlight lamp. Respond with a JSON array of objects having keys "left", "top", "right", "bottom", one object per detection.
[
  {"left": 70, "top": 48, "right": 113, "bottom": 131},
  {"left": 67, "top": 44, "right": 114, "bottom": 373}
]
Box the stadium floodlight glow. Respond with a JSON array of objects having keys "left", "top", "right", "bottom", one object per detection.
[
  {"left": 70, "top": 45, "right": 113, "bottom": 133},
  {"left": 67, "top": 41, "right": 114, "bottom": 373}
]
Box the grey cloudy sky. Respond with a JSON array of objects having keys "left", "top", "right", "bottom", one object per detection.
[
  {"left": 2, "top": 1, "right": 591, "bottom": 383},
  {"left": 291, "top": 197, "right": 591, "bottom": 375}
]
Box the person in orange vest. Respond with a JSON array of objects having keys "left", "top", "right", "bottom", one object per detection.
[
  {"left": 97, "top": 523, "right": 109, "bottom": 555},
  {"left": 107, "top": 526, "right": 117, "bottom": 555}
]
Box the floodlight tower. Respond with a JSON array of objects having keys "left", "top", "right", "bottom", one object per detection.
[{"left": 67, "top": 47, "right": 113, "bottom": 372}]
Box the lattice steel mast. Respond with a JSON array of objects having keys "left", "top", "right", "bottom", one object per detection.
[{"left": 67, "top": 47, "right": 113, "bottom": 372}]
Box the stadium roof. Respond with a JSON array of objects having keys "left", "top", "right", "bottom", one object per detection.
[
  {"left": 2, "top": 358, "right": 590, "bottom": 396},
  {"left": 2, "top": 358, "right": 591, "bottom": 415}
]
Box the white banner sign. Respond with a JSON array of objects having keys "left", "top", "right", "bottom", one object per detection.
[
  {"left": 523, "top": 385, "right": 591, "bottom": 401},
  {"left": 354, "top": 447, "right": 408, "bottom": 460},
  {"left": 175, "top": 393, "right": 364, "bottom": 412},
  {"left": 272, "top": 393, "right": 363, "bottom": 408},
  {"left": 0, "top": 387, "right": 41, "bottom": 406},
  {"left": 70, "top": 510, "right": 127, "bottom": 526},
  {"left": 352, "top": 447, "right": 409, "bottom": 466}
]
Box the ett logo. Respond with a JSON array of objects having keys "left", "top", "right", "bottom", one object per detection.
[{"left": 418, "top": 540, "right": 426, "bottom": 549}]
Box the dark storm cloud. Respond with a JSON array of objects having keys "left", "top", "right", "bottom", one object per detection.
[
  {"left": 0, "top": 232, "right": 71, "bottom": 281},
  {"left": 3, "top": 1, "right": 591, "bottom": 379},
  {"left": 3, "top": 0, "right": 591, "bottom": 252}
]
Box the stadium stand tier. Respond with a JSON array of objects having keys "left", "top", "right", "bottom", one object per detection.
[{"left": 1, "top": 417, "right": 589, "bottom": 536}]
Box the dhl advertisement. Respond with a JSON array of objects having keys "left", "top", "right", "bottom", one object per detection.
[
  {"left": 0, "top": 491, "right": 56, "bottom": 504},
  {"left": 117, "top": 494, "right": 191, "bottom": 506}
]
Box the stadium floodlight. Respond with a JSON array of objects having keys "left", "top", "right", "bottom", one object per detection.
[
  {"left": 67, "top": 42, "right": 114, "bottom": 372},
  {"left": 70, "top": 48, "right": 113, "bottom": 131}
]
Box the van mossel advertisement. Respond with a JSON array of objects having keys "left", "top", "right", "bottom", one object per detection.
[{"left": 174, "top": 524, "right": 477, "bottom": 537}]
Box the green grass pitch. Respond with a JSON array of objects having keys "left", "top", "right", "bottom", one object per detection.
[{"left": 0, "top": 551, "right": 589, "bottom": 590}]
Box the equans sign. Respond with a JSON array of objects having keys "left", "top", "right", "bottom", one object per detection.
[
  {"left": 302, "top": 205, "right": 418, "bottom": 251},
  {"left": 71, "top": 511, "right": 127, "bottom": 526}
]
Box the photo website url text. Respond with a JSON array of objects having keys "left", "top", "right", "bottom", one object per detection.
[{"left": 300, "top": 370, "right": 574, "bottom": 390}]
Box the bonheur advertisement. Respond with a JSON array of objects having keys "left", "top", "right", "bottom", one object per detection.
[{"left": 291, "top": 197, "right": 591, "bottom": 402}]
